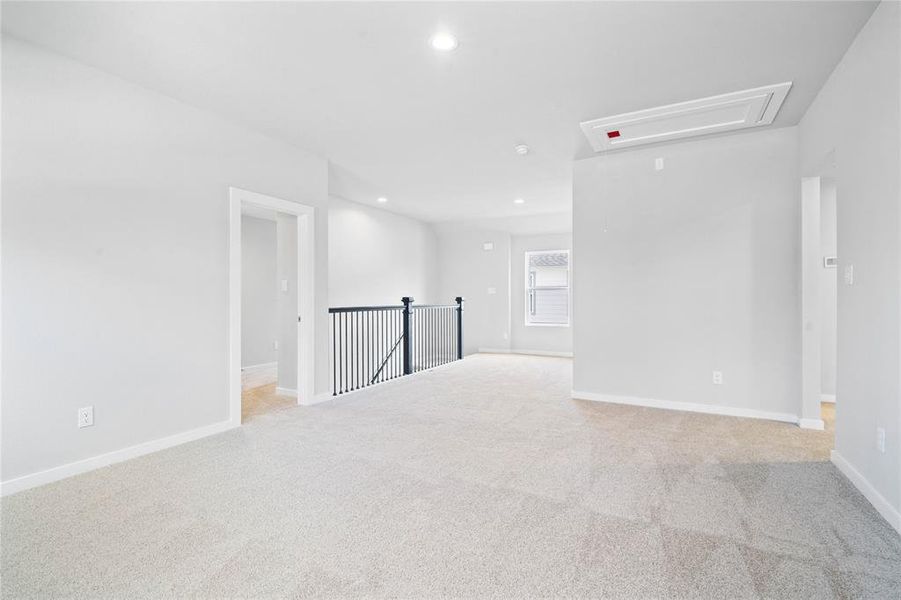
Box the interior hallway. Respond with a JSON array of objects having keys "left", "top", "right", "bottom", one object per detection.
[{"left": 2, "top": 355, "right": 899, "bottom": 598}]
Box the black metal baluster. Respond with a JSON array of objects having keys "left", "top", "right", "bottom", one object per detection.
[
  {"left": 355, "top": 311, "right": 360, "bottom": 390},
  {"left": 364, "top": 310, "right": 368, "bottom": 388},
  {"left": 331, "top": 313, "right": 336, "bottom": 395}
]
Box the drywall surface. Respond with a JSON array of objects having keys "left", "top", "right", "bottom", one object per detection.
[
  {"left": 799, "top": 0, "right": 900, "bottom": 514},
  {"left": 328, "top": 196, "right": 438, "bottom": 307},
  {"left": 1, "top": 38, "right": 329, "bottom": 485},
  {"left": 510, "top": 233, "right": 573, "bottom": 354},
  {"left": 435, "top": 224, "right": 511, "bottom": 356},
  {"left": 241, "top": 216, "right": 278, "bottom": 368},
  {"left": 573, "top": 127, "right": 800, "bottom": 417}
]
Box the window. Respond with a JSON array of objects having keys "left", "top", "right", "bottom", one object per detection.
[{"left": 525, "top": 250, "right": 570, "bottom": 326}]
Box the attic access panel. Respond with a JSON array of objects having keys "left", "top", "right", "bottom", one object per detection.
[{"left": 580, "top": 82, "right": 792, "bottom": 152}]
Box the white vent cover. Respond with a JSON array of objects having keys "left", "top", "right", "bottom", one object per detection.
[{"left": 580, "top": 82, "right": 792, "bottom": 152}]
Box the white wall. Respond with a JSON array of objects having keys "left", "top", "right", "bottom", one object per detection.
[
  {"left": 819, "top": 179, "right": 837, "bottom": 397},
  {"left": 573, "top": 127, "right": 800, "bottom": 419},
  {"left": 328, "top": 196, "right": 438, "bottom": 307},
  {"left": 434, "top": 225, "right": 574, "bottom": 356},
  {"left": 1, "top": 38, "right": 330, "bottom": 487},
  {"left": 435, "top": 225, "right": 511, "bottom": 355},
  {"left": 241, "top": 216, "right": 278, "bottom": 368},
  {"left": 799, "top": 0, "right": 900, "bottom": 521},
  {"left": 510, "top": 233, "right": 573, "bottom": 354}
]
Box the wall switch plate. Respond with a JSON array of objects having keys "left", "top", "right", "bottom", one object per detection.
[
  {"left": 281, "top": 279, "right": 289, "bottom": 292},
  {"left": 78, "top": 406, "right": 94, "bottom": 428},
  {"left": 843, "top": 264, "right": 854, "bottom": 285},
  {"left": 482, "top": 242, "right": 494, "bottom": 251},
  {"left": 876, "top": 427, "right": 886, "bottom": 453},
  {"left": 712, "top": 371, "right": 723, "bottom": 385},
  {"left": 655, "top": 157, "right": 664, "bottom": 171},
  {"left": 272, "top": 340, "right": 279, "bottom": 350}
]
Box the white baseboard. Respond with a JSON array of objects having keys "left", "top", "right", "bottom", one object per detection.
[
  {"left": 821, "top": 394, "right": 836, "bottom": 403},
  {"left": 571, "top": 390, "right": 799, "bottom": 425},
  {"left": 0, "top": 419, "right": 238, "bottom": 497},
  {"left": 275, "top": 387, "right": 297, "bottom": 397},
  {"left": 241, "top": 361, "right": 277, "bottom": 390},
  {"left": 799, "top": 418, "right": 825, "bottom": 430},
  {"left": 831, "top": 450, "right": 901, "bottom": 535},
  {"left": 479, "top": 348, "right": 573, "bottom": 358}
]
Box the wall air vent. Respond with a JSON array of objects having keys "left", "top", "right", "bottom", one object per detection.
[{"left": 580, "top": 82, "right": 792, "bottom": 152}]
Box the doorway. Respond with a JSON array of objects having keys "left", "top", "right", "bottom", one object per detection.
[
  {"left": 228, "top": 187, "right": 315, "bottom": 425},
  {"left": 818, "top": 178, "right": 838, "bottom": 433},
  {"left": 800, "top": 168, "right": 838, "bottom": 434}
]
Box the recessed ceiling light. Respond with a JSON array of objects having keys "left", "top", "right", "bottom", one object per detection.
[
  {"left": 514, "top": 144, "right": 530, "bottom": 155},
  {"left": 377, "top": 197, "right": 388, "bottom": 203},
  {"left": 430, "top": 32, "right": 458, "bottom": 51},
  {"left": 513, "top": 198, "right": 525, "bottom": 205}
]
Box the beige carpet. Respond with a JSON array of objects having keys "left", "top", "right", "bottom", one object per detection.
[{"left": 2, "top": 354, "right": 899, "bottom": 598}]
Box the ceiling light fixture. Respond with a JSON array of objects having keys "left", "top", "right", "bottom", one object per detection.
[
  {"left": 514, "top": 144, "right": 530, "bottom": 155},
  {"left": 430, "top": 32, "right": 458, "bottom": 51},
  {"left": 377, "top": 197, "right": 388, "bottom": 203},
  {"left": 513, "top": 198, "right": 525, "bottom": 205}
]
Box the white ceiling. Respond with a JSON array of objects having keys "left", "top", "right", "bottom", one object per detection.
[{"left": 1, "top": 1, "right": 876, "bottom": 223}]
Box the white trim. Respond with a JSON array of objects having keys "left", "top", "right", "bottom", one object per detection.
[
  {"left": 831, "top": 450, "right": 901, "bottom": 535},
  {"left": 229, "top": 187, "right": 316, "bottom": 426},
  {"left": 479, "top": 348, "right": 573, "bottom": 358},
  {"left": 242, "top": 361, "right": 277, "bottom": 373},
  {"left": 799, "top": 418, "right": 825, "bottom": 430},
  {"left": 275, "top": 387, "right": 298, "bottom": 398},
  {"left": 241, "top": 361, "right": 277, "bottom": 390},
  {"left": 821, "top": 394, "right": 836, "bottom": 403},
  {"left": 571, "top": 390, "right": 799, "bottom": 424},
  {"left": 0, "top": 420, "right": 237, "bottom": 497}
]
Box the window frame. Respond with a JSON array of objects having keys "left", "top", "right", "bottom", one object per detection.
[{"left": 524, "top": 249, "right": 571, "bottom": 328}]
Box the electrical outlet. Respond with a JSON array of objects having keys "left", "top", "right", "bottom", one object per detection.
[
  {"left": 487, "top": 287, "right": 497, "bottom": 295},
  {"left": 712, "top": 371, "right": 723, "bottom": 385},
  {"left": 843, "top": 264, "right": 854, "bottom": 285},
  {"left": 78, "top": 406, "right": 94, "bottom": 428},
  {"left": 876, "top": 427, "right": 886, "bottom": 453}
]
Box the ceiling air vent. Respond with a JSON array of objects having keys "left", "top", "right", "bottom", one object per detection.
[{"left": 580, "top": 82, "right": 792, "bottom": 152}]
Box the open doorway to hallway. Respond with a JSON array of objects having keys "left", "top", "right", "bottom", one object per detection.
[
  {"left": 819, "top": 177, "right": 838, "bottom": 433},
  {"left": 240, "top": 206, "right": 298, "bottom": 421},
  {"left": 801, "top": 166, "right": 838, "bottom": 436},
  {"left": 229, "top": 187, "right": 316, "bottom": 426}
]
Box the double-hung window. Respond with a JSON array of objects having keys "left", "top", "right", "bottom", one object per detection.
[{"left": 525, "top": 250, "right": 570, "bottom": 326}]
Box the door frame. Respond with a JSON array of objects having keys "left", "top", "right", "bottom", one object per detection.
[{"left": 228, "top": 187, "right": 315, "bottom": 425}]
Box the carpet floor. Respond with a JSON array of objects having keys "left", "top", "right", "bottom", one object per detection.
[{"left": 2, "top": 354, "right": 899, "bottom": 599}]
